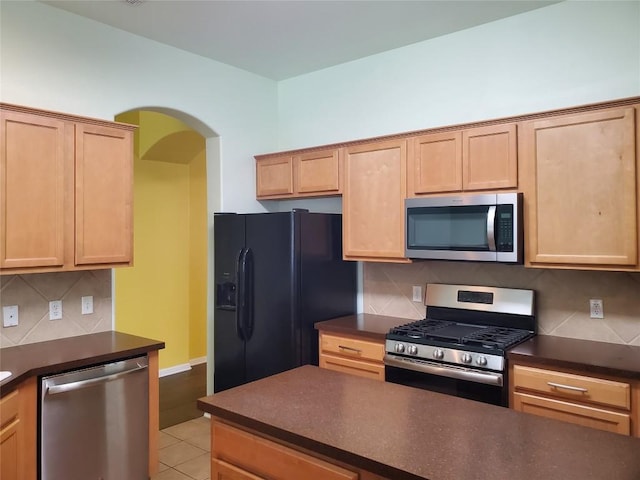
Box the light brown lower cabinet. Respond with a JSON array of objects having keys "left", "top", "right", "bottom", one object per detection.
[
  {"left": 318, "top": 331, "right": 385, "bottom": 381},
  {"left": 510, "top": 363, "right": 638, "bottom": 437},
  {"left": 211, "top": 420, "right": 361, "bottom": 480},
  {"left": 0, "top": 378, "right": 37, "bottom": 480}
]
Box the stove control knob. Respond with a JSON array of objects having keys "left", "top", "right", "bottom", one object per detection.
[
  {"left": 408, "top": 345, "right": 418, "bottom": 355},
  {"left": 476, "top": 356, "right": 488, "bottom": 367},
  {"left": 461, "top": 353, "right": 472, "bottom": 364},
  {"left": 395, "top": 343, "right": 405, "bottom": 353},
  {"left": 433, "top": 349, "right": 444, "bottom": 360}
]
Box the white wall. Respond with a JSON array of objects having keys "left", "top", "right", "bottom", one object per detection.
[
  {"left": 277, "top": 0, "right": 640, "bottom": 150},
  {"left": 0, "top": 0, "right": 278, "bottom": 214}
]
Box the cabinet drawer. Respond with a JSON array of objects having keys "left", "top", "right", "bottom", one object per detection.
[
  {"left": 320, "top": 353, "right": 385, "bottom": 381},
  {"left": 513, "top": 392, "right": 631, "bottom": 435},
  {"left": 212, "top": 421, "right": 357, "bottom": 480},
  {"left": 320, "top": 333, "right": 384, "bottom": 363},
  {"left": 212, "top": 458, "right": 265, "bottom": 480},
  {"left": 513, "top": 365, "right": 631, "bottom": 410}
]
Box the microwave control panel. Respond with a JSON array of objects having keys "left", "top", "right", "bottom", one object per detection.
[{"left": 496, "top": 205, "right": 514, "bottom": 252}]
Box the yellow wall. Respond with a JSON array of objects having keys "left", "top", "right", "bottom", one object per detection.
[
  {"left": 189, "top": 150, "right": 208, "bottom": 360},
  {"left": 114, "top": 111, "right": 207, "bottom": 369}
]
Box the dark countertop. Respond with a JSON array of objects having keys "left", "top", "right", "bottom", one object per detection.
[
  {"left": 508, "top": 335, "right": 640, "bottom": 380},
  {"left": 198, "top": 365, "right": 640, "bottom": 480},
  {"left": 314, "top": 313, "right": 410, "bottom": 341},
  {"left": 0, "top": 331, "right": 164, "bottom": 396}
]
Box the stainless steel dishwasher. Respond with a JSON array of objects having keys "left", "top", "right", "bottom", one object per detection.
[{"left": 40, "top": 356, "right": 149, "bottom": 480}]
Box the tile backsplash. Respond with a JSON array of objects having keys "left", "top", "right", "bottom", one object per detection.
[
  {"left": 364, "top": 262, "right": 640, "bottom": 346},
  {"left": 0, "top": 270, "right": 112, "bottom": 348}
]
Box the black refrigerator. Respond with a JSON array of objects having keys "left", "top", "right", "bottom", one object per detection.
[{"left": 213, "top": 210, "right": 357, "bottom": 392}]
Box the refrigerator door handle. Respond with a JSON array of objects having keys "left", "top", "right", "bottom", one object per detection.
[
  {"left": 236, "top": 248, "right": 247, "bottom": 341},
  {"left": 243, "top": 248, "right": 255, "bottom": 341}
]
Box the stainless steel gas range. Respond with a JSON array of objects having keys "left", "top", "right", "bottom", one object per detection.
[{"left": 384, "top": 283, "right": 535, "bottom": 406}]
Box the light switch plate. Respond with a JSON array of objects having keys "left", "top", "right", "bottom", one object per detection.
[{"left": 3, "top": 305, "right": 19, "bottom": 327}]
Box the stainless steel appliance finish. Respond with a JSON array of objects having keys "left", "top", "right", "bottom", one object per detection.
[
  {"left": 405, "top": 192, "right": 523, "bottom": 263},
  {"left": 384, "top": 283, "right": 535, "bottom": 406},
  {"left": 40, "top": 356, "right": 149, "bottom": 480}
]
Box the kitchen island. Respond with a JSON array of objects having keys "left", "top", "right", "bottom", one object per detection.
[{"left": 198, "top": 365, "right": 640, "bottom": 480}]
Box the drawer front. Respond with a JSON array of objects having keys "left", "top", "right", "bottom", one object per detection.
[
  {"left": 212, "top": 421, "right": 358, "bottom": 480},
  {"left": 212, "top": 458, "right": 265, "bottom": 480},
  {"left": 320, "top": 353, "right": 385, "bottom": 381},
  {"left": 320, "top": 333, "right": 384, "bottom": 363},
  {"left": 513, "top": 365, "right": 631, "bottom": 410},
  {"left": 513, "top": 392, "right": 631, "bottom": 435}
]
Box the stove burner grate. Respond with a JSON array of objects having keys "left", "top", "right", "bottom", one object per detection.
[{"left": 388, "top": 318, "right": 533, "bottom": 351}]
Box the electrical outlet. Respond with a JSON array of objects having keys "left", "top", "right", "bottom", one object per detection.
[
  {"left": 49, "top": 300, "right": 63, "bottom": 320},
  {"left": 412, "top": 285, "right": 423, "bottom": 302},
  {"left": 81, "top": 296, "right": 94, "bottom": 315},
  {"left": 2, "top": 305, "right": 19, "bottom": 327},
  {"left": 590, "top": 299, "right": 604, "bottom": 319}
]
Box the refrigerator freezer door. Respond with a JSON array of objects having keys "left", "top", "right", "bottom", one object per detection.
[
  {"left": 214, "top": 214, "right": 247, "bottom": 392},
  {"left": 244, "top": 213, "right": 298, "bottom": 384}
]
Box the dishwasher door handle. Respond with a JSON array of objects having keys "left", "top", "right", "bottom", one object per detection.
[{"left": 45, "top": 364, "right": 148, "bottom": 395}]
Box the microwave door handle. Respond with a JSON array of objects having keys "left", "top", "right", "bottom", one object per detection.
[{"left": 487, "top": 205, "right": 497, "bottom": 251}]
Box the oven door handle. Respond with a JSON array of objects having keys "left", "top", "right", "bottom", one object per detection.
[{"left": 384, "top": 354, "right": 503, "bottom": 387}]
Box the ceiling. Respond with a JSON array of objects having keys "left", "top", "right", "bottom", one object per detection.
[{"left": 43, "top": 0, "right": 560, "bottom": 80}]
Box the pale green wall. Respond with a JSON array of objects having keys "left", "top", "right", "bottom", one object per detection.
[{"left": 277, "top": 0, "right": 640, "bottom": 150}]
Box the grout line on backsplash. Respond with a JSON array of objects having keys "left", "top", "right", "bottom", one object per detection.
[
  {"left": 19, "top": 312, "right": 48, "bottom": 345},
  {"left": 628, "top": 331, "right": 640, "bottom": 345},
  {"left": 0, "top": 275, "right": 17, "bottom": 293}
]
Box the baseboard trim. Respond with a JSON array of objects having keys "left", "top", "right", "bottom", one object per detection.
[
  {"left": 189, "top": 356, "right": 207, "bottom": 366},
  {"left": 159, "top": 363, "right": 191, "bottom": 378}
]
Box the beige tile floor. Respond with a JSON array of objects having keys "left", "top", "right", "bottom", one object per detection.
[{"left": 153, "top": 416, "right": 210, "bottom": 480}]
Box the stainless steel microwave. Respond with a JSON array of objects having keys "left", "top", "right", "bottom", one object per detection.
[{"left": 405, "top": 193, "right": 523, "bottom": 263}]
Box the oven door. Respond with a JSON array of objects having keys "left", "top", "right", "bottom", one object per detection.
[{"left": 384, "top": 354, "right": 507, "bottom": 406}]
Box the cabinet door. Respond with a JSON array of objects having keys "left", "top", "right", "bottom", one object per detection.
[
  {"left": 343, "top": 140, "right": 409, "bottom": 261},
  {"left": 295, "top": 149, "right": 341, "bottom": 194},
  {"left": 0, "top": 111, "right": 69, "bottom": 269},
  {"left": 75, "top": 123, "right": 133, "bottom": 266},
  {"left": 0, "top": 391, "right": 19, "bottom": 480},
  {"left": 520, "top": 107, "right": 638, "bottom": 268},
  {"left": 463, "top": 123, "right": 517, "bottom": 191},
  {"left": 513, "top": 392, "right": 631, "bottom": 435},
  {"left": 408, "top": 131, "right": 462, "bottom": 195},
  {"left": 256, "top": 156, "right": 294, "bottom": 198}
]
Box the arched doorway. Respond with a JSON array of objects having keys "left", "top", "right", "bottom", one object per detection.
[{"left": 113, "top": 109, "right": 217, "bottom": 426}]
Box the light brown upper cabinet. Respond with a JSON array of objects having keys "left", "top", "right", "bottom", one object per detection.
[
  {"left": 0, "top": 104, "right": 135, "bottom": 274},
  {"left": 519, "top": 106, "right": 639, "bottom": 270},
  {"left": 342, "top": 139, "right": 410, "bottom": 262},
  {"left": 75, "top": 123, "right": 133, "bottom": 266},
  {"left": 408, "top": 123, "right": 518, "bottom": 196},
  {"left": 255, "top": 148, "right": 341, "bottom": 199},
  {"left": 1, "top": 110, "right": 67, "bottom": 270},
  {"left": 255, "top": 155, "right": 294, "bottom": 198}
]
